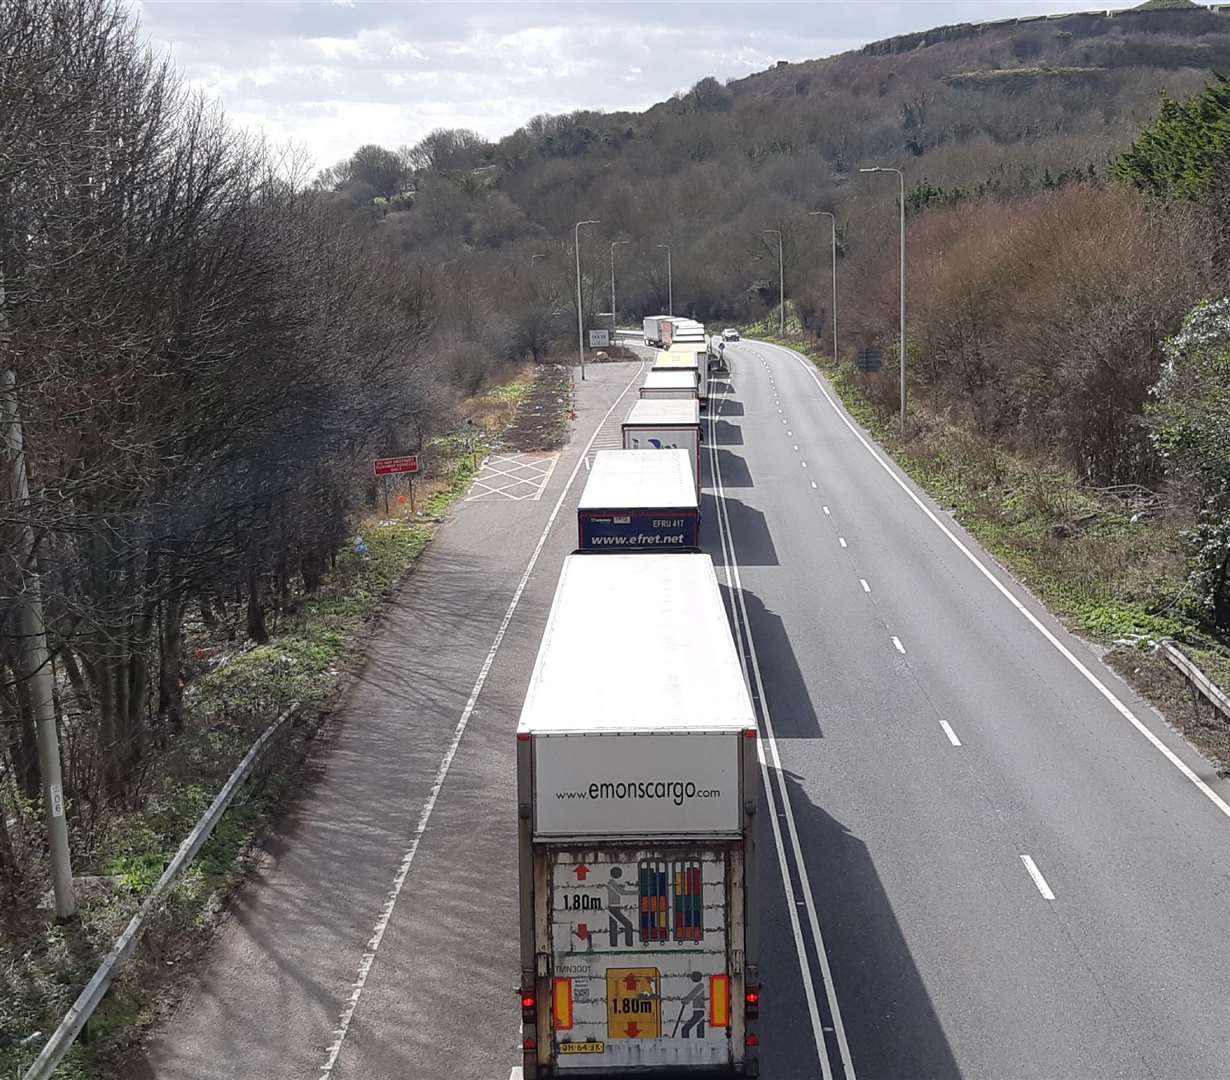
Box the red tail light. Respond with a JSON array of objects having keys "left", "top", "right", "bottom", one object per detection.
[
  {"left": 745, "top": 986, "right": 760, "bottom": 1020},
  {"left": 746, "top": 1033, "right": 760, "bottom": 1048},
  {"left": 524, "top": 1036, "right": 537, "bottom": 1051},
  {"left": 521, "top": 994, "right": 536, "bottom": 1010}
]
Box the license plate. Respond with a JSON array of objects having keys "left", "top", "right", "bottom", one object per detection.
[{"left": 559, "top": 1041, "right": 605, "bottom": 1055}]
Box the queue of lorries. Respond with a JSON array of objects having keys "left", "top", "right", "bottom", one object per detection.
[{"left": 517, "top": 318, "right": 761, "bottom": 1077}]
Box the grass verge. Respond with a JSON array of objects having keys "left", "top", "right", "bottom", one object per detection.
[
  {"left": 753, "top": 333, "right": 1230, "bottom": 775},
  {"left": 0, "top": 367, "right": 551, "bottom": 1079}
]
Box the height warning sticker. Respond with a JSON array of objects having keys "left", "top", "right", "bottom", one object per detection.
[
  {"left": 606, "top": 968, "right": 661, "bottom": 1038},
  {"left": 550, "top": 849, "right": 732, "bottom": 1069}
]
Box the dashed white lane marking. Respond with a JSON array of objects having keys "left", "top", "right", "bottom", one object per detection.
[
  {"left": 892, "top": 636, "right": 906, "bottom": 653},
  {"left": 788, "top": 430, "right": 793, "bottom": 436},
  {"left": 708, "top": 374, "right": 846, "bottom": 1080},
  {"left": 823, "top": 505, "right": 830, "bottom": 514},
  {"left": 793, "top": 444, "right": 799, "bottom": 451},
  {"left": 319, "top": 361, "right": 647, "bottom": 1078},
  {"left": 838, "top": 537, "right": 847, "bottom": 548},
  {"left": 811, "top": 481, "right": 818, "bottom": 489},
  {"left": 766, "top": 339, "right": 1230, "bottom": 823},
  {"left": 939, "top": 720, "right": 962, "bottom": 747},
  {"left": 860, "top": 579, "right": 871, "bottom": 593},
  {"left": 801, "top": 461, "right": 808, "bottom": 469},
  {"left": 1020, "top": 855, "right": 1056, "bottom": 900}
]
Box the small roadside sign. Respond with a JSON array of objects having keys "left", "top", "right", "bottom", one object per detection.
[
  {"left": 589, "top": 329, "right": 611, "bottom": 348},
  {"left": 857, "top": 346, "right": 883, "bottom": 373},
  {"left": 373, "top": 455, "right": 419, "bottom": 476}
]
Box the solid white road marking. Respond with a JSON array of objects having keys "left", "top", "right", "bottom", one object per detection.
[
  {"left": 318, "top": 361, "right": 647, "bottom": 1077},
  {"left": 892, "top": 636, "right": 906, "bottom": 653},
  {"left": 939, "top": 720, "right": 962, "bottom": 747},
  {"left": 708, "top": 379, "right": 851, "bottom": 1080},
  {"left": 1020, "top": 855, "right": 1056, "bottom": 900},
  {"left": 860, "top": 579, "right": 871, "bottom": 593},
  {"left": 839, "top": 538, "right": 847, "bottom": 548},
  {"left": 767, "top": 340, "right": 1230, "bottom": 822}
]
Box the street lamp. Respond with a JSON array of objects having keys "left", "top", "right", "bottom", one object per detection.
[
  {"left": 575, "top": 219, "right": 600, "bottom": 381},
  {"left": 655, "top": 243, "right": 672, "bottom": 316},
  {"left": 808, "top": 210, "right": 838, "bottom": 364},
  {"left": 860, "top": 166, "right": 906, "bottom": 435},
  {"left": 762, "top": 229, "right": 783, "bottom": 337},
  {"left": 610, "top": 240, "right": 632, "bottom": 335}
]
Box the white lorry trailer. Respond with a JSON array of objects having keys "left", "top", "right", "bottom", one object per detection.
[
  {"left": 643, "top": 316, "right": 668, "bottom": 348},
  {"left": 655, "top": 349, "right": 709, "bottom": 407},
  {"left": 577, "top": 449, "right": 700, "bottom": 551},
  {"left": 640, "top": 369, "right": 699, "bottom": 402},
  {"left": 517, "top": 553, "right": 761, "bottom": 1077},
  {"left": 662, "top": 318, "right": 706, "bottom": 350},
  {"left": 621, "top": 398, "right": 702, "bottom": 490}
]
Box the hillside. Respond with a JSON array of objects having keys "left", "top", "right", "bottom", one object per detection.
[{"left": 330, "top": 7, "right": 1226, "bottom": 314}]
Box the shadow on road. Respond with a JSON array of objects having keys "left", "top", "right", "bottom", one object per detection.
[
  {"left": 739, "top": 587, "right": 821, "bottom": 737},
  {"left": 759, "top": 771, "right": 960, "bottom": 1080},
  {"left": 706, "top": 494, "right": 777, "bottom": 568},
  {"left": 711, "top": 397, "right": 744, "bottom": 417},
  {"left": 712, "top": 448, "right": 753, "bottom": 488},
  {"left": 711, "top": 419, "right": 744, "bottom": 447}
]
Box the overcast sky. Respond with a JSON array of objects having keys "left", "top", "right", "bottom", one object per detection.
[{"left": 135, "top": 0, "right": 1137, "bottom": 172}]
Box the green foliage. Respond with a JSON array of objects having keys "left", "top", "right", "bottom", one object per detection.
[
  {"left": 1112, "top": 74, "right": 1230, "bottom": 200},
  {"left": 1152, "top": 298, "right": 1230, "bottom": 487},
  {"left": 906, "top": 164, "right": 1100, "bottom": 214},
  {"left": 1152, "top": 299, "right": 1230, "bottom": 629},
  {"left": 105, "top": 821, "right": 167, "bottom": 893}
]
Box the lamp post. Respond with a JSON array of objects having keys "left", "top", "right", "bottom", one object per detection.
[
  {"left": 610, "top": 240, "right": 631, "bottom": 335},
  {"left": 808, "top": 210, "right": 838, "bottom": 364},
  {"left": 655, "top": 243, "right": 672, "bottom": 316},
  {"left": 575, "top": 219, "right": 600, "bottom": 381},
  {"left": 860, "top": 166, "right": 906, "bottom": 435},
  {"left": 762, "top": 229, "right": 783, "bottom": 337}
]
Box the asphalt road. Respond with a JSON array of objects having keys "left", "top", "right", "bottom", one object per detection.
[
  {"left": 711, "top": 340, "right": 1230, "bottom": 1080},
  {"left": 137, "top": 342, "right": 1230, "bottom": 1080}
]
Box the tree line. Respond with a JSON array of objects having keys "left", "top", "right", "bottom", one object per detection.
[{"left": 0, "top": 0, "right": 482, "bottom": 892}]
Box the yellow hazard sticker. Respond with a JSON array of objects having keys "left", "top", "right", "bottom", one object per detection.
[
  {"left": 559, "top": 1041, "right": 605, "bottom": 1054},
  {"left": 606, "top": 967, "right": 661, "bottom": 1038}
]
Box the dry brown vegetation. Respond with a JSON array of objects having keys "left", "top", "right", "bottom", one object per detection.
[{"left": 848, "top": 185, "right": 1206, "bottom": 483}]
